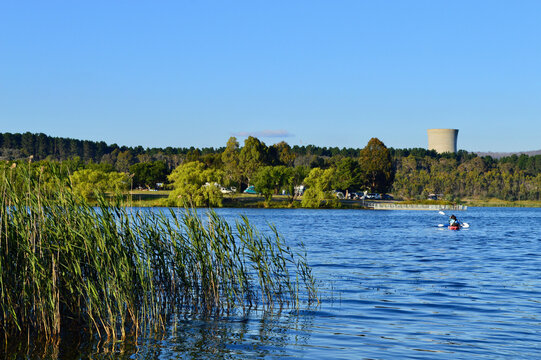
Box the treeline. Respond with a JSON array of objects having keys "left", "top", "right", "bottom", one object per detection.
[
  {"left": 0, "top": 132, "right": 222, "bottom": 170},
  {"left": 165, "top": 136, "right": 393, "bottom": 207},
  {"left": 0, "top": 132, "right": 359, "bottom": 164},
  {"left": 2, "top": 131, "right": 541, "bottom": 202},
  {"left": 392, "top": 152, "right": 541, "bottom": 201}
]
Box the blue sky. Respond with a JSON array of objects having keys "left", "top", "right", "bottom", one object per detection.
[{"left": 1, "top": 1, "right": 540, "bottom": 152}]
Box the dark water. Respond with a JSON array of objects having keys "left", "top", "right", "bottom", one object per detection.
[{"left": 11, "top": 207, "right": 541, "bottom": 359}]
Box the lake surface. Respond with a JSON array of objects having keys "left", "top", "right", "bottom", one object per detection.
[{"left": 12, "top": 207, "right": 541, "bottom": 359}]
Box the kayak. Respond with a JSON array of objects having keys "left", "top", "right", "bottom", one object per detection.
[{"left": 448, "top": 225, "right": 460, "bottom": 230}]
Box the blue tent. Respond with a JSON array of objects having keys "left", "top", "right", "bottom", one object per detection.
[{"left": 243, "top": 185, "right": 257, "bottom": 194}]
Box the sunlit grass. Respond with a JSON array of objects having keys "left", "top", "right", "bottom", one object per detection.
[{"left": 462, "top": 197, "right": 541, "bottom": 207}]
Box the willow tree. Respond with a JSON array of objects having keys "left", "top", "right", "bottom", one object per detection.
[
  {"left": 70, "top": 169, "right": 130, "bottom": 200},
  {"left": 301, "top": 167, "right": 340, "bottom": 208},
  {"left": 358, "top": 138, "right": 394, "bottom": 193},
  {"left": 167, "top": 161, "right": 224, "bottom": 207}
]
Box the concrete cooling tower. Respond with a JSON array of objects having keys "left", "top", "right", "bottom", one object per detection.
[{"left": 427, "top": 129, "right": 458, "bottom": 153}]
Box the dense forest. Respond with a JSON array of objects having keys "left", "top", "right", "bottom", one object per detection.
[
  {"left": 1, "top": 132, "right": 540, "bottom": 204},
  {"left": 0, "top": 131, "right": 362, "bottom": 165}
]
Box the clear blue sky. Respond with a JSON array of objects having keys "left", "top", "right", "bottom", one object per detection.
[{"left": 1, "top": 1, "right": 540, "bottom": 152}]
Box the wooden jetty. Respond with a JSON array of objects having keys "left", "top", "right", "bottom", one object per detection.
[{"left": 369, "top": 203, "right": 467, "bottom": 211}]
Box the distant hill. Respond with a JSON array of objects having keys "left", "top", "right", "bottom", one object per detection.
[{"left": 475, "top": 150, "right": 541, "bottom": 159}]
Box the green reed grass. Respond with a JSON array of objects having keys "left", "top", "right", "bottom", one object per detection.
[{"left": 0, "top": 162, "right": 317, "bottom": 342}]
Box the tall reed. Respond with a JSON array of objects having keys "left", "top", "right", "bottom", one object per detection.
[{"left": 0, "top": 162, "right": 317, "bottom": 342}]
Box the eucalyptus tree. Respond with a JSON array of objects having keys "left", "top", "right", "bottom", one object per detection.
[
  {"left": 129, "top": 161, "right": 169, "bottom": 189},
  {"left": 358, "top": 138, "right": 394, "bottom": 193},
  {"left": 333, "top": 157, "right": 362, "bottom": 198},
  {"left": 221, "top": 136, "right": 241, "bottom": 187},
  {"left": 238, "top": 136, "right": 269, "bottom": 187},
  {"left": 253, "top": 165, "right": 290, "bottom": 203},
  {"left": 115, "top": 150, "right": 135, "bottom": 173},
  {"left": 271, "top": 141, "right": 296, "bottom": 166}
]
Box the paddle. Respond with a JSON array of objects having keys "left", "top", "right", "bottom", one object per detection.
[{"left": 438, "top": 210, "right": 469, "bottom": 228}]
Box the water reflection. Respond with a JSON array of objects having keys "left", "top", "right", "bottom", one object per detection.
[
  {"left": 138, "top": 308, "right": 315, "bottom": 359},
  {"left": 2, "top": 307, "right": 316, "bottom": 359}
]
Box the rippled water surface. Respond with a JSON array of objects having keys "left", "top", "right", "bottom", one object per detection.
[{"left": 14, "top": 207, "right": 541, "bottom": 359}]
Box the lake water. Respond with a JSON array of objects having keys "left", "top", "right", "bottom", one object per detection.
[{"left": 11, "top": 207, "right": 541, "bottom": 359}]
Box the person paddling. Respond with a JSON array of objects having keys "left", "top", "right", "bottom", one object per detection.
[{"left": 449, "top": 215, "right": 461, "bottom": 228}]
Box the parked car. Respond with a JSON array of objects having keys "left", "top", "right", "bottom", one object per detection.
[
  {"left": 364, "top": 193, "right": 382, "bottom": 200},
  {"left": 333, "top": 190, "right": 345, "bottom": 199},
  {"left": 220, "top": 187, "right": 233, "bottom": 194},
  {"left": 383, "top": 194, "right": 394, "bottom": 200}
]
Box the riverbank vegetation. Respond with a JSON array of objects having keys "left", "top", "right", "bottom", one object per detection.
[
  {"left": 1, "top": 132, "right": 540, "bottom": 206},
  {"left": 392, "top": 150, "right": 541, "bottom": 201},
  {"left": 0, "top": 163, "right": 317, "bottom": 343}
]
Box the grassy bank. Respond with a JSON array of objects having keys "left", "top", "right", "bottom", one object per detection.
[
  {"left": 0, "top": 165, "right": 317, "bottom": 343},
  {"left": 462, "top": 198, "right": 541, "bottom": 207},
  {"left": 126, "top": 191, "right": 371, "bottom": 209},
  {"left": 126, "top": 191, "right": 541, "bottom": 209}
]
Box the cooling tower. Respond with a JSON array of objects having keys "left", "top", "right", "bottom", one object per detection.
[{"left": 427, "top": 129, "right": 458, "bottom": 153}]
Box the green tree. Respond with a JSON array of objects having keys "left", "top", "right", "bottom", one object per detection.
[
  {"left": 221, "top": 137, "right": 241, "bottom": 187},
  {"left": 253, "top": 165, "right": 289, "bottom": 203},
  {"left": 36, "top": 133, "right": 51, "bottom": 159},
  {"left": 358, "top": 138, "right": 394, "bottom": 193},
  {"left": 333, "top": 157, "right": 362, "bottom": 198},
  {"left": 56, "top": 138, "right": 70, "bottom": 160},
  {"left": 70, "top": 169, "right": 129, "bottom": 200},
  {"left": 301, "top": 167, "right": 340, "bottom": 208},
  {"left": 82, "top": 140, "right": 96, "bottom": 161},
  {"left": 101, "top": 148, "right": 120, "bottom": 167},
  {"left": 69, "top": 139, "right": 83, "bottom": 158},
  {"left": 286, "top": 166, "right": 310, "bottom": 200},
  {"left": 167, "top": 161, "right": 224, "bottom": 207},
  {"left": 129, "top": 161, "right": 169, "bottom": 189},
  {"left": 21, "top": 132, "right": 35, "bottom": 157},
  {"left": 271, "top": 141, "right": 296, "bottom": 167},
  {"left": 115, "top": 150, "right": 135, "bottom": 173},
  {"left": 86, "top": 161, "right": 115, "bottom": 173},
  {"left": 238, "top": 136, "right": 268, "bottom": 187}
]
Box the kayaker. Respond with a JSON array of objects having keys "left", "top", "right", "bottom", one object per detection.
[{"left": 449, "top": 215, "right": 461, "bottom": 227}]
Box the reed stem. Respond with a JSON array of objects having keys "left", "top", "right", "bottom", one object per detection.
[{"left": 0, "top": 162, "right": 317, "bottom": 342}]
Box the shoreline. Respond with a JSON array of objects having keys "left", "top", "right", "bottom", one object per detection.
[
  {"left": 462, "top": 199, "right": 541, "bottom": 208},
  {"left": 126, "top": 191, "right": 541, "bottom": 209}
]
